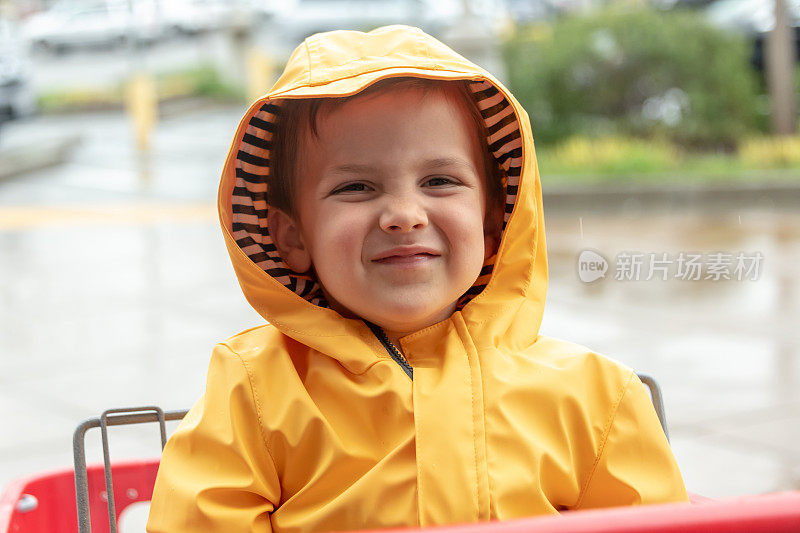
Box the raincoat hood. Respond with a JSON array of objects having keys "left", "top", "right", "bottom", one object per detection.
[{"left": 218, "top": 25, "right": 547, "bottom": 366}]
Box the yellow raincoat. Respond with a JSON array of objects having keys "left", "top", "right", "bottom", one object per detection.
[{"left": 147, "top": 25, "right": 687, "bottom": 532}]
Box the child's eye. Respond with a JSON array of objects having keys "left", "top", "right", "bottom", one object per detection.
[
  {"left": 424, "top": 176, "right": 458, "bottom": 187},
  {"left": 331, "top": 182, "right": 371, "bottom": 194}
]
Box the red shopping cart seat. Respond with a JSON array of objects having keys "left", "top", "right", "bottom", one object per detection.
[
  {"left": 353, "top": 492, "right": 800, "bottom": 533},
  {"left": 4, "top": 464, "right": 799, "bottom": 533},
  {"left": 0, "top": 459, "right": 159, "bottom": 533}
]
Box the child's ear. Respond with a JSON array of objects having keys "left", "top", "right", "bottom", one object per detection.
[
  {"left": 268, "top": 208, "right": 312, "bottom": 273},
  {"left": 483, "top": 199, "right": 504, "bottom": 260},
  {"left": 484, "top": 233, "right": 497, "bottom": 261}
]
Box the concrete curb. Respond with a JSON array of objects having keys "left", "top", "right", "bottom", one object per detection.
[
  {"left": 543, "top": 181, "right": 800, "bottom": 212},
  {"left": 38, "top": 96, "right": 239, "bottom": 120},
  {"left": 0, "top": 134, "right": 82, "bottom": 181}
]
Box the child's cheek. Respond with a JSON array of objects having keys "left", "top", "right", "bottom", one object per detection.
[
  {"left": 318, "top": 206, "right": 369, "bottom": 264},
  {"left": 437, "top": 197, "right": 486, "bottom": 242}
]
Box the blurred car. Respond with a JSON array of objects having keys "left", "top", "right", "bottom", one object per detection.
[
  {"left": 705, "top": 0, "right": 800, "bottom": 70},
  {"left": 270, "top": 0, "right": 457, "bottom": 46},
  {"left": 269, "top": 0, "right": 514, "bottom": 49},
  {"left": 22, "top": 0, "right": 164, "bottom": 53},
  {"left": 706, "top": 0, "right": 800, "bottom": 33},
  {"left": 160, "top": 0, "right": 235, "bottom": 36},
  {"left": 0, "top": 17, "right": 36, "bottom": 123},
  {"left": 504, "top": 0, "right": 559, "bottom": 22}
]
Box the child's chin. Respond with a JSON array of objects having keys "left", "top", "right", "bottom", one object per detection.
[{"left": 363, "top": 301, "right": 457, "bottom": 332}]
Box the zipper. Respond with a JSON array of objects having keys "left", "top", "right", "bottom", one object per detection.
[{"left": 365, "top": 321, "right": 413, "bottom": 380}]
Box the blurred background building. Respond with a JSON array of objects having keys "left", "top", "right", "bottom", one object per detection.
[{"left": 0, "top": 0, "right": 798, "bottom": 525}]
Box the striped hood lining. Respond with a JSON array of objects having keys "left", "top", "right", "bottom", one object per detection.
[{"left": 231, "top": 78, "right": 522, "bottom": 309}]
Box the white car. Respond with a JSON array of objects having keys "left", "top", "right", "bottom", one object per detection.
[
  {"left": 23, "top": 0, "right": 164, "bottom": 53},
  {"left": 271, "top": 0, "right": 459, "bottom": 47},
  {"left": 705, "top": 0, "right": 800, "bottom": 34},
  {"left": 0, "top": 17, "right": 35, "bottom": 122},
  {"left": 160, "top": 0, "right": 235, "bottom": 36}
]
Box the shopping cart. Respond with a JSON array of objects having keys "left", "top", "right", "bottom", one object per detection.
[
  {"left": 1, "top": 407, "right": 186, "bottom": 533},
  {"left": 2, "top": 377, "right": 799, "bottom": 532}
]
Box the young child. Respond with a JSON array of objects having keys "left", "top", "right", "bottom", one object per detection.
[{"left": 147, "top": 25, "right": 687, "bottom": 532}]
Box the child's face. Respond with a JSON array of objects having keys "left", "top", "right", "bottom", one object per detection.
[{"left": 274, "top": 88, "right": 495, "bottom": 337}]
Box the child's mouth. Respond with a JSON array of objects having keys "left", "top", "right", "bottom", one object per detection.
[
  {"left": 375, "top": 253, "right": 438, "bottom": 265},
  {"left": 372, "top": 247, "right": 440, "bottom": 265}
]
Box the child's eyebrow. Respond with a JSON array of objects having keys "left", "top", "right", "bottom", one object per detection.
[
  {"left": 421, "top": 157, "right": 476, "bottom": 172},
  {"left": 329, "top": 157, "right": 475, "bottom": 176}
]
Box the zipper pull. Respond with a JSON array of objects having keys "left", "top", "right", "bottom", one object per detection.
[{"left": 365, "top": 321, "right": 413, "bottom": 380}]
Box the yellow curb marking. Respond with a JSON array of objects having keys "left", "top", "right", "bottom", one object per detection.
[{"left": 0, "top": 203, "right": 218, "bottom": 230}]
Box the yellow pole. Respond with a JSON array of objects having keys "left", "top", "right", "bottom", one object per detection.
[
  {"left": 246, "top": 48, "right": 276, "bottom": 104},
  {"left": 125, "top": 73, "right": 158, "bottom": 152}
]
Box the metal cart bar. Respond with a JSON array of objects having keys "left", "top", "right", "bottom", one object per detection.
[
  {"left": 637, "top": 373, "right": 669, "bottom": 442},
  {"left": 73, "top": 407, "right": 189, "bottom": 533}
]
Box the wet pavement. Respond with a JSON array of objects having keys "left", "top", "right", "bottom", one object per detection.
[
  {"left": 544, "top": 208, "right": 800, "bottom": 498},
  {"left": 1, "top": 106, "right": 798, "bottom": 504}
]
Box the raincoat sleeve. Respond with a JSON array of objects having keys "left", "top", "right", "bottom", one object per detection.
[
  {"left": 574, "top": 371, "right": 688, "bottom": 509},
  {"left": 146, "top": 343, "right": 281, "bottom": 532}
]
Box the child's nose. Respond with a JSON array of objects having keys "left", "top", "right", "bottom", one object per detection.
[{"left": 379, "top": 198, "right": 428, "bottom": 233}]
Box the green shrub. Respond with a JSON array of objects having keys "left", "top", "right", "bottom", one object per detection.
[
  {"left": 503, "top": 6, "right": 761, "bottom": 149},
  {"left": 154, "top": 64, "right": 243, "bottom": 100},
  {"left": 536, "top": 134, "right": 800, "bottom": 183},
  {"left": 739, "top": 135, "right": 800, "bottom": 167},
  {"left": 37, "top": 64, "right": 242, "bottom": 113},
  {"left": 538, "top": 135, "right": 681, "bottom": 175}
]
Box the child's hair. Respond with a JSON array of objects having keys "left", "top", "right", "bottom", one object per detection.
[{"left": 268, "top": 77, "right": 505, "bottom": 222}]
